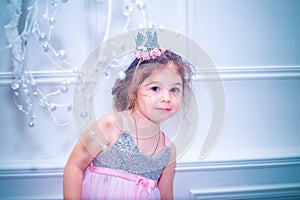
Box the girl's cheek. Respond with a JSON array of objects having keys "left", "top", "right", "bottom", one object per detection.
[{"left": 174, "top": 94, "right": 182, "bottom": 102}]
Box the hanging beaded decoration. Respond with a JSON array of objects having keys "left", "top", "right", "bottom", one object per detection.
[{"left": 3, "top": 0, "right": 152, "bottom": 127}]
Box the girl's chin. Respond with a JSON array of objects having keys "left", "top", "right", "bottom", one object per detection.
[{"left": 151, "top": 112, "right": 176, "bottom": 123}]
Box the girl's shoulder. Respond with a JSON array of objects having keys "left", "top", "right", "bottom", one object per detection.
[
  {"left": 95, "top": 112, "right": 123, "bottom": 141},
  {"left": 97, "top": 112, "right": 122, "bottom": 127}
]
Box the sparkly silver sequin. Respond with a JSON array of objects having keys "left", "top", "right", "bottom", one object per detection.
[{"left": 92, "top": 132, "right": 171, "bottom": 181}]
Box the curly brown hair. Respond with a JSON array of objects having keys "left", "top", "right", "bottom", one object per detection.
[{"left": 112, "top": 50, "right": 193, "bottom": 111}]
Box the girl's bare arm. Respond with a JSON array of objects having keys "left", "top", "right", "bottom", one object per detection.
[
  {"left": 158, "top": 142, "right": 176, "bottom": 200},
  {"left": 63, "top": 113, "right": 121, "bottom": 199},
  {"left": 63, "top": 139, "right": 95, "bottom": 199}
]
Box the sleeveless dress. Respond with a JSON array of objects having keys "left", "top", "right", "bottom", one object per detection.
[{"left": 82, "top": 128, "right": 172, "bottom": 200}]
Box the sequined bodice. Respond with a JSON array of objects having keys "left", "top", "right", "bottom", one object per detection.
[{"left": 92, "top": 132, "right": 171, "bottom": 181}]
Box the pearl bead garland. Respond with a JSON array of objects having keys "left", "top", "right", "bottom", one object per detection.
[{"left": 3, "top": 0, "right": 153, "bottom": 128}]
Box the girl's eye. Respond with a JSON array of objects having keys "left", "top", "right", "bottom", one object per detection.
[
  {"left": 151, "top": 86, "right": 160, "bottom": 92},
  {"left": 170, "top": 87, "right": 180, "bottom": 93}
]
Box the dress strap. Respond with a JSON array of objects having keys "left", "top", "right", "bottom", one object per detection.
[
  {"left": 162, "top": 132, "right": 171, "bottom": 146},
  {"left": 120, "top": 111, "right": 130, "bottom": 132}
]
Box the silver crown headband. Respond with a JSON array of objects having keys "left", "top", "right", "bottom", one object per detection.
[{"left": 134, "top": 30, "right": 165, "bottom": 61}]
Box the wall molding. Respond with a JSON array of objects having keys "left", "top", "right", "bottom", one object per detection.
[
  {"left": 175, "top": 156, "right": 300, "bottom": 200},
  {"left": 0, "top": 168, "right": 64, "bottom": 200},
  {"left": 0, "top": 156, "right": 299, "bottom": 199},
  {"left": 176, "top": 156, "right": 300, "bottom": 172},
  {"left": 193, "top": 65, "right": 300, "bottom": 81},
  {"left": 0, "top": 167, "right": 63, "bottom": 178},
  {"left": 0, "top": 156, "right": 298, "bottom": 175},
  {"left": 189, "top": 183, "right": 300, "bottom": 200},
  {"left": 0, "top": 70, "right": 77, "bottom": 86},
  {"left": 0, "top": 66, "right": 299, "bottom": 86}
]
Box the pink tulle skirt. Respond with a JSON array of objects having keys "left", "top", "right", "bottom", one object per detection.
[{"left": 82, "top": 165, "right": 160, "bottom": 200}]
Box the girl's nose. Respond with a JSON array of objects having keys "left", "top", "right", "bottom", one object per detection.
[{"left": 161, "top": 91, "right": 171, "bottom": 102}]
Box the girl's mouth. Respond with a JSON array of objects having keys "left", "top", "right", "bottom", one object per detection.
[{"left": 156, "top": 108, "right": 172, "bottom": 112}]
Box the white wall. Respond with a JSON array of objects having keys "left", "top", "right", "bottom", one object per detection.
[
  {"left": 0, "top": 0, "right": 300, "bottom": 199},
  {"left": 192, "top": 0, "right": 300, "bottom": 66}
]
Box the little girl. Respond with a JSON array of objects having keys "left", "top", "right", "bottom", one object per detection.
[{"left": 63, "top": 31, "right": 193, "bottom": 200}]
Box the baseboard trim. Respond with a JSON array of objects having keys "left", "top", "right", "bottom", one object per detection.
[
  {"left": 2, "top": 195, "right": 62, "bottom": 200},
  {"left": 189, "top": 183, "right": 300, "bottom": 199}
]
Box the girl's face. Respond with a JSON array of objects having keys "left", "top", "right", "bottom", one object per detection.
[{"left": 135, "top": 64, "right": 183, "bottom": 124}]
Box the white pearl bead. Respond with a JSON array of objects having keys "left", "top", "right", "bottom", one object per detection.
[
  {"left": 118, "top": 70, "right": 126, "bottom": 80},
  {"left": 58, "top": 50, "right": 67, "bottom": 60}
]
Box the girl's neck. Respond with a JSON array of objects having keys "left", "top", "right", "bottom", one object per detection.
[{"left": 127, "top": 109, "right": 160, "bottom": 138}]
